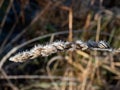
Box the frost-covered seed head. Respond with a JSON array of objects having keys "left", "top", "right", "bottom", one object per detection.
[
  {"left": 98, "top": 41, "right": 110, "bottom": 49},
  {"left": 52, "top": 41, "right": 65, "bottom": 51},
  {"left": 30, "top": 45, "right": 43, "bottom": 58},
  {"left": 9, "top": 51, "right": 32, "bottom": 62},
  {"left": 41, "top": 45, "right": 57, "bottom": 56},
  {"left": 75, "top": 40, "right": 88, "bottom": 50},
  {"left": 9, "top": 40, "right": 111, "bottom": 62}
]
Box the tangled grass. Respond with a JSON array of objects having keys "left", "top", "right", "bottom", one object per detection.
[{"left": 0, "top": 0, "right": 120, "bottom": 90}]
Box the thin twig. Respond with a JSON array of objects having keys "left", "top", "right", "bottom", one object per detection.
[
  {"left": 0, "top": 0, "right": 13, "bottom": 35},
  {"left": 0, "top": 3, "right": 20, "bottom": 52},
  {"left": 0, "top": 69, "right": 19, "bottom": 90},
  {"left": 0, "top": 18, "right": 18, "bottom": 51},
  {"left": 0, "top": 75, "right": 79, "bottom": 82}
]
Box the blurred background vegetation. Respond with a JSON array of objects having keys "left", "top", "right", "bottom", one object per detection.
[{"left": 0, "top": 0, "right": 120, "bottom": 90}]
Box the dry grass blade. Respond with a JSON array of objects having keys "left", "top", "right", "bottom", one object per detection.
[
  {"left": 47, "top": 56, "right": 63, "bottom": 90},
  {"left": 0, "top": 0, "right": 13, "bottom": 34},
  {"left": 0, "top": 0, "right": 4, "bottom": 8},
  {"left": 0, "top": 75, "right": 79, "bottom": 82},
  {"left": 68, "top": 8, "right": 73, "bottom": 41},
  {"left": 0, "top": 69, "right": 18, "bottom": 90}
]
